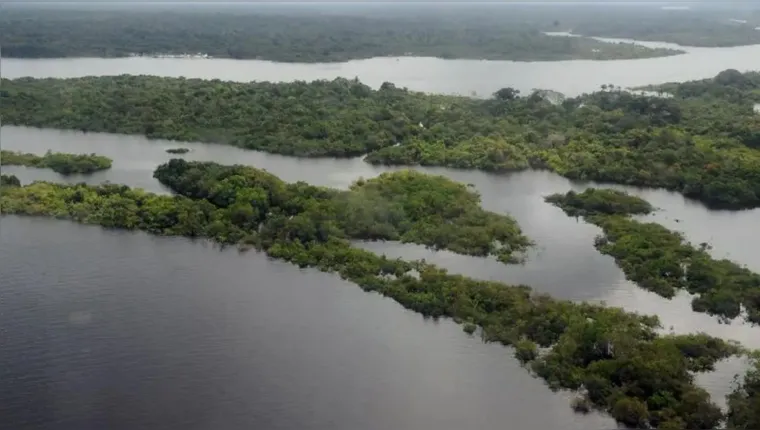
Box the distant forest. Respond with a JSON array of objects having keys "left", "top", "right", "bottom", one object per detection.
[{"left": 0, "top": 6, "right": 685, "bottom": 62}]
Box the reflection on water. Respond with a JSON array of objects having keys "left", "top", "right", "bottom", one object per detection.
[{"left": 0, "top": 216, "right": 617, "bottom": 430}]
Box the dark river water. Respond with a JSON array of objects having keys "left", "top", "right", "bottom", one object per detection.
[
  {"left": 3, "top": 48, "right": 760, "bottom": 429},
  {"left": 2, "top": 125, "right": 759, "bottom": 429}
]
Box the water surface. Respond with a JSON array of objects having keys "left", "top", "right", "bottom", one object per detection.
[
  {"left": 3, "top": 118, "right": 759, "bottom": 427},
  {"left": 5, "top": 39, "right": 760, "bottom": 96},
  {"left": 1, "top": 215, "right": 618, "bottom": 430}
]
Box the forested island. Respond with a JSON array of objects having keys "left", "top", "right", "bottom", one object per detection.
[
  {"left": 547, "top": 188, "right": 760, "bottom": 324},
  {"left": 2, "top": 159, "right": 757, "bottom": 429},
  {"left": 4, "top": 69, "right": 760, "bottom": 209},
  {"left": 0, "top": 7, "right": 681, "bottom": 62},
  {"left": 1, "top": 150, "right": 112, "bottom": 175}
]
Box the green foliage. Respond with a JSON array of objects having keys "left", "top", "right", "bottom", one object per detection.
[
  {"left": 165, "top": 147, "right": 190, "bottom": 154},
  {"left": 727, "top": 352, "right": 760, "bottom": 430},
  {"left": 5, "top": 70, "right": 760, "bottom": 208},
  {"left": 1, "top": 150, "right": 112, "bottom": 175},
  {"left": 0, "top": 159, "right": 742, "bottom": 429},
  {"left": 548, "top": 188, "right": 760, "bottom": 324},
  {"left": 152, "top": 159, "right": 532, "bottom": 262},
  {"left": 1, "top": 174, "right": 21, "bottom": 187},
  {"left": 0, "top": 8, "right": 681, "bottom": 62},
  {"left": 545, "top": 189, "right": 653, "bottom": 217}
]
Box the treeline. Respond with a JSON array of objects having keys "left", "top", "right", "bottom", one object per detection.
[
  {"left": 0, "top": 8, "right": 680, "bottom": 62},
  {"left": 1, "top": 174, "right": 21, "bottom": 187},
  {"left": 0, "top": 159, "right": 753, "bottom": 429},
  {"left": 546, "top": 188, "right": 760, "bottom": 324},
  {"left": 563, "top": 10, "right": 760, "bottom": 47},
  {"left": 4, "top": 71, "right": 760, "bottom": 209},
  {"left": 1, "top": 150, "right": 112, "bottom": 175},
  {"left": 640, "top": 69, "right": 760, "bottom": 104}
]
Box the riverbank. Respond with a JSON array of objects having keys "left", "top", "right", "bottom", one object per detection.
[{"left": 547, "top": 189, "right": 760, "bottom": 324}]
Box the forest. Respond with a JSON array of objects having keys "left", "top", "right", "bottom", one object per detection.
[
  {"left": 4, "top": 69, "right": 760, "bottom": 209},
  {"left": 546, "top": 188, "right": 760, "bottom": 324},
  {"left": 562, "top": 9, "right": 760, "bottom": 47},
  {"left": 2, "top": 159, "right": 757, "bottom": 429},
  {"left": 0, "top": 7, "right": 681, "bottom": 62},
  {"left": 1, "top": 174, "right": 21, "bottom": 187},
  {"left": 1, "top": 150, "right": 113, "bottom": 175}
]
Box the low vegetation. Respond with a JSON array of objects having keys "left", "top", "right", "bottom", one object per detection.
[
  {"left": 547, "top": 188, "right": 760, "bottom": 324},
  {"left": 4, "top": 70, "right": 760, "bottom": 208},
  {"left": 0, "top": 159, "right": 746, "bottom": 429},
  {"left": 1, "top": 150, "right": 112, "bottom": 175},
  {"left": 165, "top": 147, "right": 190, "bottom": 154},
  {"left": 544, "top": 188, "right": 654, "bottom": 217}
]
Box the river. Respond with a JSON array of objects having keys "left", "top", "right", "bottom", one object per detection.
[
  {"left": 2, "top": 124, "right": 759, "bottom": 429},
  {"left": 5, "top": 40, "right": 760, "bottom": 97},
  {"left": 3, "top": 48, "right": 760, "bottom": 429}
]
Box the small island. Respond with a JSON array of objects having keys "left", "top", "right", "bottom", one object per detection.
[
  {"left": 0, "top": 159, "right": 747, "bottom": 429},
  {"left": 547, "top": 188, "right": 760, "bottom": 324},
  {"left": 1, "top": 150, "right": 112, "bottom": 175},
  {"left": 544, "top": 188, "right": 654, "bottom": 217},
  {"left": 166, "top": 147, "right": 190, "bottom": 154}
]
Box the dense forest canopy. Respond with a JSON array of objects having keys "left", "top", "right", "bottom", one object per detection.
[
  {"left": 0, "top": 174, "right": 21, "bottom": 187},
  {"left": 0, "top": 159, "right": 752, "bottom": 429},
  {"left": 547, "top": 188, "right": 760, "bottom": 324},
  {"left": 1, "top": 150, "right": 113, "bottom": 175},
  {"left": 5, "top": 70, "right": 760, "bottom": 209},
  {"left": 0, "top": 8, "right": 681, "bottom": 62},
  {"left": 151, "top": 160, "right": 532, "bottom": 262}
]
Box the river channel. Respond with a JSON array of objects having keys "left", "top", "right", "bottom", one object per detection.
[
  {"left": 3, "top": 46, "right": 760, "bottom": 429},
  {"left": 6, "top": 38, "right": 760, "bottom": 97}
]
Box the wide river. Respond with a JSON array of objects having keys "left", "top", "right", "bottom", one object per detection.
[
  {"left": 3, "top": 48, "right": 760, "bottom": 429},
  {"left": 6, "top": 38, "right": 760, "bottom": 96}
]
